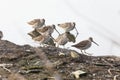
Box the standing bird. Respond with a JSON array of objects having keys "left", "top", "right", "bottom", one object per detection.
[
  {"left": 55, "top": 32, "right": 69, "bottom": 47},
  {"left": 27, "top": 18, "right": 45, "bottom": 29},
  {"left": 58, "top": 22, "right": 79, "bottom": 38},
  {"left": 33, "top": 34, "right": 51, "bottom": 46},
  {"left": 37, "top": 24, "right": 60, "bottom": 36},
  {"left": 0, "top": 31, "right": 3, "bottom": 40},
  {"left": 27, "top": 29, "right": 41, "bottom": 39},
  {"left": 66, "top": 32, "right": 76, "bottom": 43},
  {"left": 72, "top": 37, "right": 99, "bottom": 55}
]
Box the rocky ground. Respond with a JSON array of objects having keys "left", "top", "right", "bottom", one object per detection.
[{"left": 0, "top": 40, "right": 120, "bottom": 80}]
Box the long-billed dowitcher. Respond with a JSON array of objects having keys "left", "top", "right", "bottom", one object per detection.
[
  {"left": 33, "top": 34, "right": 51, "bottom": 46},
  {"left": 55, "top": 32, "right": 69, "bottom": 47},
  {"left": 72, "top": 37, "right": 99, "bottom": 55},
  {"left": 27, "top": 18, "right": 45, "bottom": 29},
  {"left": 58, "top": 22, "right": 79, "bottom": 37},
  {"left": 37, "top": 24, "right": 60, "bottom": 36},
  {"left": 66, "top": 32, "right": 76, "bottom": 43},
  {"left": 27, "top": 29, "right": 41, "bottom": 39}
]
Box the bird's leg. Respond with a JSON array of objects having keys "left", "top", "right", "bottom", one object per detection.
[
  {"left": 50, "top": 35, "right": 55, "bottom": 40},
  {"left": 84, "top": 50, "right": 92, "bottom": 56},
  {"left": 44, "top": 44, "right": 49, "bottom": 47},
  {"left": 74, "top": 27, "right": 79, "bottom": 38},
  {"left": 39, "top": 43, "right": 43, "bottom": 47},
  {"left": 49, "top": 35, "right": 57, "bottom": 46},
  {"left": 81, "top": 50, "right": 84, "bottom": 54},
  {"left": 41, "top": 44, "right": 44, "bottom": 47},
  {"left": 56, "top": 43, "right": 59, "bottom": 48},
  {"left": 41, "top": 43, "right": 45, "bottom": 47},
  {"left": 63, "top": 45, "right": 65, "bottom": 48},
  {"left": 84, "top": 50, "right": 87, "bottom": 54},
  {"left": 66, "top": 47, "right": 70, "bottom": 50}
]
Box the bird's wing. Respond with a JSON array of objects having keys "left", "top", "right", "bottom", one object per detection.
[
  {"left": 67, "top": 32, "right": 76, "bottom": 43},
  {"left": 27, "top": 19, "right": 36, "bottom": 25},
  {"left": 37, "top": 27, "right": 48, "bottom": 33},
  {"left": 33, "top": 35, "right": 43, "bottom": 41},
  {"left": 73, "top": 40, "right": 89, "bottom": 47},
  {"left": 33, "top": 29, "right": 41, "bottom": 36},
  {"left": 55, "top": 35, "right": 63, "bottom": 42},
  {"left": 58, "top": 23, "right": 70, "bottom": 28},
  {"left": 55, "top": 33, "right": 65, "bottom": 42}
]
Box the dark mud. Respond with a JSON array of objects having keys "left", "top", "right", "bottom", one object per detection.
[{"left": 0, "top": 40, "right": 120, "bottom": 80}]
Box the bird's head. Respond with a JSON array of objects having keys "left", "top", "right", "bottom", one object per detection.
[{"left": 89, "top": 37, "right": 99, "bottom": 46}]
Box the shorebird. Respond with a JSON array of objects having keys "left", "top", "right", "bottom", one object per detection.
[
  {"left": 66, "top": 32, "right": 76, "bottom": 43},
  {"left": 27, "top": 29, "right": 41, "bottom": 39},
  {"left": 27, "top": 18, "right": 45, "bottom": 29},
  {"left": 33, "top": 34, "right": 51, "bottom": 46},
  {"left": 46, "top": 38, "right": 56, "bottom": 46},
  {"left": 72, "top": 37, "right": 99, "bottom": 55},
  {"left": 55, "top": 32, "right": 69, "bottom": 47},
  {"left": 37, "top": 24, "right": 60, "bottom": 36},
  {"left": 0, "top": 31, "right": 3, "bottom": 40},
  {"left": 58, "top": 22, "right": 79, "bottom": 37}
]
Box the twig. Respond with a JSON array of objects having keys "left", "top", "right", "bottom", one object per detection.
[
  {"left": 102, "top": 59, "right": 114, "bottom": 67},
  {"left": 108, "top": 68, "right": 112, "bottom": 76},
  {"left": 0, "top": 63, "right": 13, "bottom": 72},
  {"left": 93, "top": 63, "right": 112, "bottom": 66},
  {"left": 3, "top": 66, "right": 11, "bottom": 72},
  {"left": 113, "top": 75, "right": 119, "bottom": 80},
  {"left": 107, "top": 69, "right": 120, "bottom": 80}
]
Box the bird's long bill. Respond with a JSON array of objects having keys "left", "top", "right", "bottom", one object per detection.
[
  {"left": 74, "top": 27, "right": 79, "bottom": 38},
  {"left": 54, "top": 27, "right": 60, "bottom": 35},
  {"left": 93, "top": 41, "right": 99, "bottom": 46}
]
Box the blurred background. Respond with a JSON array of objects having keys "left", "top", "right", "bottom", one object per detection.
[{"left": 0, "top": 0, "right": 120, "bottom": 56}]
